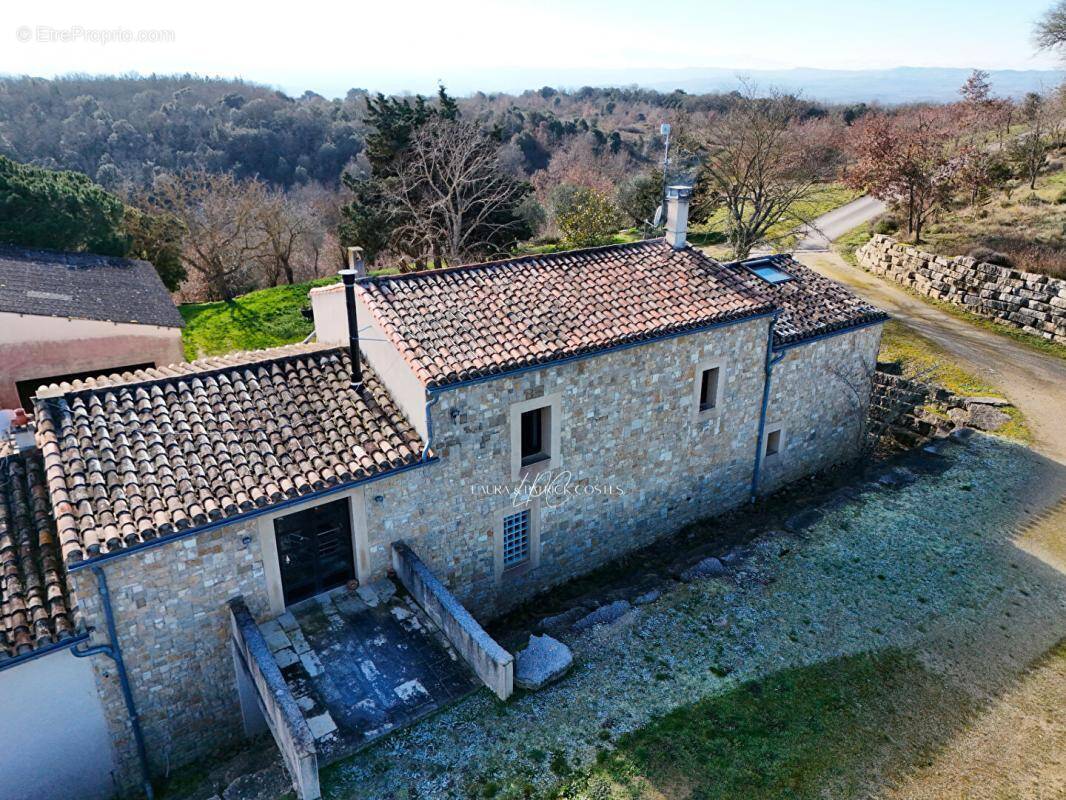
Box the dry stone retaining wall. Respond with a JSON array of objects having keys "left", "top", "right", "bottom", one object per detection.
[{"left": 856, "top": 234, "right": 1066, "bottom": 345}]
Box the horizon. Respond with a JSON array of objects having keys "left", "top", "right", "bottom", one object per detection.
[{"left": 3, "top": 0, "right": 1062, "bottom": 100}]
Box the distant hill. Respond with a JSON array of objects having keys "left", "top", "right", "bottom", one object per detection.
[{"left": 332, "top": 66, "right": 1065, "bottom": 105}]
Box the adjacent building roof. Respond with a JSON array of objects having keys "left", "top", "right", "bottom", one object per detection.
[
  {"left": 35, "top": 344, "right": 424, "bottom": 565},
  {"left": 358, "top": 240, "right": 775, "bottom": 388},
  {"left": 0, "top": 245, "right": 184, "bottom": 328},
  {"left": 725, "top": 254, "right": 889, "bottom": 346},
  {"left": 0, "top": 451, "right": 77, "bottom": 657}
]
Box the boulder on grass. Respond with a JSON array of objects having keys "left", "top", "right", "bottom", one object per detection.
[
  {"left": 573, "top": 600, "right": 632, "bottom": 631},
  {"left": 515, "top": 634, "right": 573, "bottom": 690},
  {"left": 679, "top": 557, "right": 726, "bottom": 582}
]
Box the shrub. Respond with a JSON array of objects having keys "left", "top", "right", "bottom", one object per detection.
[
  {"left": 557, "top": 188, "right": 621, "bottom": 248},
  {"left": 874, "top": 215, "right": 900, "bottom": 235},
  {"left": 967, "top": 247, "right": 1015, "bottom": 268},
  {"left": 1054, "top": 188, "right": 1066, "bottom": 205},
  {"left": 1022, "top": 193, "right": 1046, "bottom": 207}
]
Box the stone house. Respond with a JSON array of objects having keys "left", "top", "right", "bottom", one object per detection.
[
  {"left": 0, "top": 189, "right": 886, "bottom": 799},
  {"left": 0, "top": 246, "right": 185, "bottom": 410}
]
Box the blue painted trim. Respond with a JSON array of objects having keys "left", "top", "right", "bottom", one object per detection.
[
  {"left": 0, "top": 632, "right": 89, "bottom": 672},
  {"left": 67, "top": 457, "right": 438, "bottom": 573},
  {"left": 772, "top": 317, "right": 888, "bottom": 353},
  {"left": 430, "top": 310, "right": 778, "bottom": 393},
  {"left": 749, "top": 313, "right": 781, "bottom": 502},
  {"left": 72, "top": 565, "right": 155, "bottom": 800}
]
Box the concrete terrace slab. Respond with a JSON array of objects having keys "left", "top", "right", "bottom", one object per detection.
[{"left": 269, "top": 582, "right": 480, "bottom": 763}]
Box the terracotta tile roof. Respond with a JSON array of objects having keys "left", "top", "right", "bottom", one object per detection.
[
  {"left": 35, "top": 344, "right": 424, "bottom": 565},
  {"left": 358, "top": 240, "right": 775, "bottom": 388},
  {"left": 0, "top": 451, "right": 77, "bottom": 657},
  {"left": 724, "top": 255, "right": 889, "bottom": 345},
  {"left": 0, "top": 245, "right": 184, "bottom": 328}
]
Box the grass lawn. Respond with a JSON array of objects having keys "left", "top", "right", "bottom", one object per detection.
[
  {"left": 833, "top": 221, "right": 876, "bottom": 267},
  {"left": 179, "top": 277, "right": 337, "bottom": 360},
  {"left": 552, "top": 649, "right": 973, "bottom": 800},
  {"left": 878, "top": 319, "right": 1030, "bottom": 441}
]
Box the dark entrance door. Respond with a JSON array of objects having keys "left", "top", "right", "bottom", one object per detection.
[{"left": 274, "top": 499, "right": 356, "bottom": 606}]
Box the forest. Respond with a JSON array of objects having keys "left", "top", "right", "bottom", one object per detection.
[{"left": 1, "top": 72, "right": 1062, "bottom": 300}]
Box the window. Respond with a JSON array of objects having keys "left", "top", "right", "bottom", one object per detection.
[
  {"left": 743, "top": 257, "right": 794, "bottom": 285},
  {"left": 698, "top": 367, "right": 720, "bottom": 412},
  {"left": 520, "top": 408, "right": 548, "bottom": 465},
  {"left": 765, "top": 428, "right": 783, "bottom": 457},
  {"left": 502, "top": 509, "right": 531, "bottom": 568},
  {"left": 510, "top": 394, "right": 561, "bottom": 480}
]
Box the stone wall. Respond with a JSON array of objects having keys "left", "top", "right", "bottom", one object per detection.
[
  {"left": 856, "top": 234, "right": 1066, "bottom": 345},
  {"left": 870, "top": 370, "right": 955, "bottom": 448},
  {"left": 390, "top": 542, "right": 513, "bottom": 700},
  {"left": 70, "top": 521, "right": 272, "bottom": 792},
  {"left": 758, "top": 324, "right": 884, "bottom": 493}
]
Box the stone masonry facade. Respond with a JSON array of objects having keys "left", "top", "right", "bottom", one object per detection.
[
  {"left": 69, "top": 522, "right": 271, "bottom": 789},
  {"left": 857, "top": 234, "right": 1066, "bottom": 345},
  {"left": 74, "top": 316, "right": 883, "bottom": 793}
]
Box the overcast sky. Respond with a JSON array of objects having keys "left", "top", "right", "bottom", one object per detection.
[{"left": 2, "top": 0, "right": 1061, "bottom": 97}]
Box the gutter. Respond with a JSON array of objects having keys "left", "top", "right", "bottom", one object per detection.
[
  {"left": 67, "top": 456, "right": 438, "bottom": 573},
  {"left": 421, "top": 393, "right": 439, "bottom": 461},
  {"left": 0, "top": 631, "right": 89, "bottom": 672},
  {"left": 72, "top": 565, "right": 154, "bottom": 800},
  {"left": 750, "top": 313, "right": 785, "bottom": 503}
]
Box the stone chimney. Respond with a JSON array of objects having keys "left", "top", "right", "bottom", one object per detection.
[
  {"left": 346, "top": 246, "right": 366, "bottom": 277},
  {"left": 664, "top": 185, "right": 692, "bottom": 249}
]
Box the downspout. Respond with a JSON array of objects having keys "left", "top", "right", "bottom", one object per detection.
[
  {"left": 750, "top": 312, "right": 785, "bottom": 503},
  {"left": 421, "top": 391, "right": 439, "bottom": 461},
  {"left": 72, "top": 564, "right": 155, "bottom": 800}
]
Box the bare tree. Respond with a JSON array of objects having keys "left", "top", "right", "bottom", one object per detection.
[
  {"left": 1007, "top": 95, "right": 1059, "bottom": 190},
  {"left": 1036, "top": 1, "right": 1066, "bottom": 52},
  {"left": 694, "top": 88, "right": 842, "bottom": 259},
  {"left": 388, "top": 118, "right": 529, "bottom": 267},
  {"left": 256, "top": 188, "right": 320, "bottom": 285},
  {"left": 144, "top": 170, "right": 267, "bottom": 301}
]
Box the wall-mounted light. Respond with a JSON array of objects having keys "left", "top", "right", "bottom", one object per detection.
[{"left": 373, "top": 495, "right": 385, "bottom": 504}]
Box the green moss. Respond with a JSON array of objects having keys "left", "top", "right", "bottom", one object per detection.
[{"left": 553, "top": 649, "right": 973, "bottom": 800}]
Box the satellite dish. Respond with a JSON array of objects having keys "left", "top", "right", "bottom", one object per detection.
[{"left": 652, "top": 204, "right": 663, "bottom": 227}]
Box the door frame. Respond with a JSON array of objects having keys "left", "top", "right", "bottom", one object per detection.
[{"left": 256, "top": 486, "right": 371, "bottom": 615}]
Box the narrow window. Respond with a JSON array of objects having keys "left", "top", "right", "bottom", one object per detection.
[
  {"left": 699, "top": 367, "right": 720, "bottom": 412},
  {"left": 520, "top": 407, "right": 548, "bottom": 465},
  {"left": 765, "top": 428, "right": 783, "bottom": 457},
  {"left": 502, "top": 509, "right": 531, "bottom": 568}
]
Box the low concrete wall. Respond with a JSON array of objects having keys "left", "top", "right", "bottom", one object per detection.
[
  {"left": 391, "top": 541, "right": 514, "bottom": 700},
  {"left": 228, "top": 598, "right": 320, "bottom": 800},
  {"left": 856, "top": 234, "right": 1066, "bottom": 345},
  {"left": 0, "top": 645, "right": 116, "bottom": 800}
]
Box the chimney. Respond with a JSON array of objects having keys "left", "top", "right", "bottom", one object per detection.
[
  {"left": 665, "top": 185, "right": 692, "bottom": 249},
  {"left": 338, "top": 268, "right": 364, "bottom": 392},
  {"left": 346, "top": 246, "right": 366, "bottom": 277}
]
